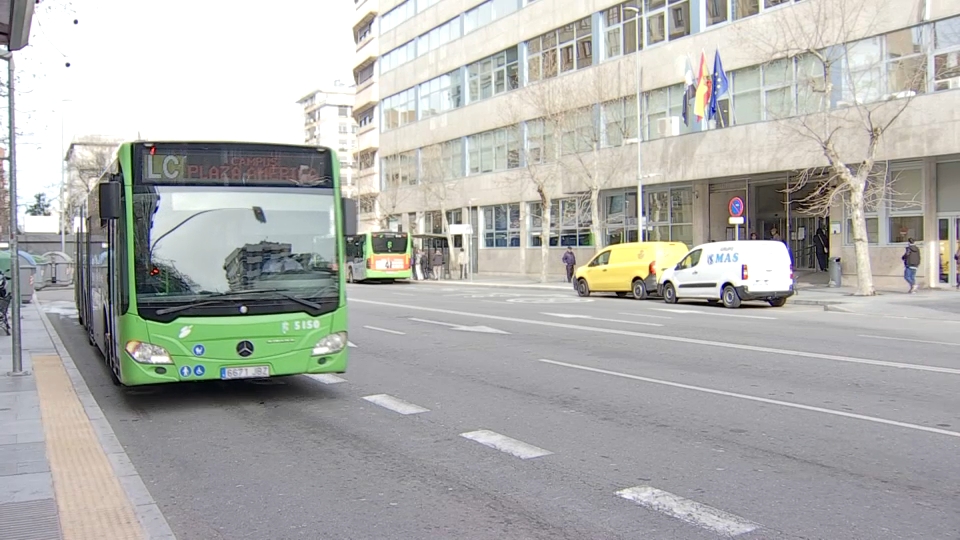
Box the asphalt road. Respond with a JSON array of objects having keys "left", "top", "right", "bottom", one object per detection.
[{"left": 40, "top": 283, "right": 960, "bottom": 540}]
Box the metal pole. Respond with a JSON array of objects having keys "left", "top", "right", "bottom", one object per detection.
[
  {"left": 60, "top": 107, "right": 65, "bottom": 253},
  {"left": 624, "top": 6, "right": 644, "bottom": 242},
  {"left": 7, "top": 53, "right": 24, "bottom": 376}
]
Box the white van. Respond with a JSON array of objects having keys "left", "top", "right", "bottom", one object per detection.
[{"left": 657, "top": 240, "right": 795, "bottom": 308}]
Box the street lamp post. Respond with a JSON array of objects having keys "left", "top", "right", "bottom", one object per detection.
[
  {"left": 623, "top": 5, "right": 644, "bottom": 242},
  {"left": 1, "top": 51, "right": 25, "bottom": 376}
]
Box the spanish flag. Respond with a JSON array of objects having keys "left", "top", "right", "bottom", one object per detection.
[{"left": 693, "top": 50, "right": 712, "bottom": 122}]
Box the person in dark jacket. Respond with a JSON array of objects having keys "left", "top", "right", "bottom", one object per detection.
[
  {"left": 902, "top": 238, "right": 921, "bottom": 293},
  {"left": 561, "top": 247, "right": 576, "bottom": 283},
  {"left": 813, "top": 227, "right": 829, "bottom": 271}
]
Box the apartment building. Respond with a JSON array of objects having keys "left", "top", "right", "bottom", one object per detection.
[
  {"left": 369, "top": 0, "right": 960, "bottom": 288},
  {"left": 297, "top": 82, "right": 359, "bottom": 198}
]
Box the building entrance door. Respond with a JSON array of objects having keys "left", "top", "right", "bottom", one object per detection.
[{"left": 937, "top": 216, "right": 960, "bottom": 287}]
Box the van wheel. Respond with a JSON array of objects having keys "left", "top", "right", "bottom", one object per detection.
[
  {"left": 768, "top": 297, "right": 787, "bottom": 307},
  {"left": 662, "top": 282, "right": 678, "bottom": 304},
  {"left": 632, "top": 279, "right": 648, "bottom": 300},
  {"left": 576, "top": 278, "right": 591, "bottom": 297},
  {"left": 721, "top": 285, "right": 742, "bottom": 309}
]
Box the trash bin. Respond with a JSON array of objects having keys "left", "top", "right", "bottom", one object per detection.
[{"left": 828, "top": 257, "right": 841, "bottom": 288}]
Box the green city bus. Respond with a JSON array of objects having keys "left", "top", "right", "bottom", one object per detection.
[
  {"left": 74, "top": 141, "right": 357, "bottom": 386},
  {"left": 344, "top": 231, "right": 412, "bottom": 282}
]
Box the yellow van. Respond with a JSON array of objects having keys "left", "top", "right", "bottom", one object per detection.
[{"left": 574, "top": 241, "right": 689, "bottom": 299}]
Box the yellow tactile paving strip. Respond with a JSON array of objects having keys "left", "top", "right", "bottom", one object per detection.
[{"left": 33, "top": 354, "right": 146, "bottom": 540}]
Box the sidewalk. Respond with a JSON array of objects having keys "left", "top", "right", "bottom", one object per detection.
[
  {"left": 0, "top": 296, "right": 175, "bottom": 540},
  {"left": 404, "top": 274, "right": 960, "bottom": 321}
]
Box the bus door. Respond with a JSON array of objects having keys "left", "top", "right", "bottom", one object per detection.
[{"left": 345, "top": 234, "right": 367, "bottom": 281}]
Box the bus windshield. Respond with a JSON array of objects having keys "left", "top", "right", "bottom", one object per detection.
[
  {"left": 371, "top": 233, "right": 408, "bottom": 254},
  {"left": 132, "top": 185, "right": 339, "bottom": 307}
]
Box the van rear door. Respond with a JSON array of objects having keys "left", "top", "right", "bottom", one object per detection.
[{"left": 745, "top": 241, "right": 793, "bottom": 292}]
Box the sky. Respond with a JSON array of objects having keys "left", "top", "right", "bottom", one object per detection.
[{"left": 9, "top": 0, "right": 355, "bottom": 213}]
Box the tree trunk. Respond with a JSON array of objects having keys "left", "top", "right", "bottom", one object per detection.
[
  {"left": 590, "top": 187, "right": 602, "bottom": 254},
  {"left": 847, "top": 176, "right": 876, "bottom": 296},
  {"left": 440, "top": 207, "right": 455, "bottom": 280},
  {"left": 540, "top": 194, "right": 551, "bottom": 283}
]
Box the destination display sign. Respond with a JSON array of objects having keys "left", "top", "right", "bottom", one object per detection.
[{"left": 138, "top": 144, "right": 333, "bottom": 188}]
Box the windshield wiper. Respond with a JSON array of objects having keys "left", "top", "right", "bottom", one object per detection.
[{"left": 153, "top": 288, "right": 335, "bottom": 316}]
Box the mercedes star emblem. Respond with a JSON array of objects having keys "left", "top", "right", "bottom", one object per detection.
[{"left": 236, "top": 341, "right": 254, "bottom": 357}]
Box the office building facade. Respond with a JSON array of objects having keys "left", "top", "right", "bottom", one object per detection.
[
  {"left": 298, "top": 82, "right": 359, "bottom": 198},
  {"left": 364, "top": 0, "right": 960, "bottom": 288}
]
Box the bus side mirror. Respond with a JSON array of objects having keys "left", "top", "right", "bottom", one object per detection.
[
  {"left": 98, "top": 182, "right": 121, "bottom": 220},
  {"left": 342, "top": 197, "right": 358, "bottom": 237}
]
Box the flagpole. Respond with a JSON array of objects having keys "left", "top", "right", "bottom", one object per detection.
[{"left": 716, "top": 45, "right": 726, "bottom": 129}]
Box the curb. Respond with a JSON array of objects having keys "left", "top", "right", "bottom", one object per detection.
[
  {"left": 34, "top": 298, "right": 178, "bottom": 540},
  {"left": 789, "top": 299, "right": 845, "bottom": 307}
]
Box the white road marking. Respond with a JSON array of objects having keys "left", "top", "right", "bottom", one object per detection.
[
  {"left": 616, "top": 486, "right": 759, "bottom": 537},
  {"left": 858, "top": 334, "right": 960, "bottom": 347},
  {"left": 653, "top": 307, "right": 776, "bottom": 320},
  {"left": 363, "top": 325, "right": 406, "bottom": 335},
  {"left": 362, "top": 394, "right": 430, "bottom": 415},
  {"left": 459, "top": 429, "right": 553, "bottom": 459},
  {"left": 617, "top": 312, "right": 673, "bottom": 320},
  {"left": 305, "top": 374, "right": 346, "bottom": 384},
  {"left": 392, "top": 292, "right": 415, "bottom": 296},
  {"left": 348, "top": 341, "right": 358, "bottom": 348},
  {"left": 409, "top": 317, "right": 510, "bottom": 334},
  {"left": 539, "top": 359, "right": 960, "bottom": 439},
  {"left": 541, "top": 312, "right": 663, "bottom": 327},
  {"left": 352, "top": 299, "right": 960, "bottom": 376}
]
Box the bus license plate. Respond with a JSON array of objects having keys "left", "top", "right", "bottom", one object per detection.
[{"left": 220, "top": 366, "right": 270, "bottom": 380}]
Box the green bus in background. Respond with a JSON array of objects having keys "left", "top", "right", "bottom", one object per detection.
[
  {"left": 344, "top": 231, "right": 412, "bottom": 282},
  {"left": 74, "top": 141, "right": 357, "bottom": 386}
]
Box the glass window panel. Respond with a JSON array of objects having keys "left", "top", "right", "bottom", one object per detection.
[
  {"left": 888, "top": 216, "right": 924, "bottom": 243},
  {"left": 888, "top": 168, "right": 923, "bottom": 212},
  {"left": 734, "top": 0, "right": 759, "bottom": 19},
  {"left": 845, "top": 218, "right": 880, "bottom": 244},
  {"left": 647, "top": 12, "right": 666, "bottom": 45},
  {"left": 707, "top": 0, "right": 728, "bottom": 26},
  {"left": 934, "top": 16, "right": 960, "bottom": 49}
]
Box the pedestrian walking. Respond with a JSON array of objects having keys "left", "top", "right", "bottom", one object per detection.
[
  {"left": 562, "top": 247, "right": 576, "bottom": 284},
  {"left": 457, "top": 248, "right": 468, "bottom": 279},
  {"left": 813, "top": 227, "right": 829, "bottom": 272},
  {"left": 902, "top": 238, "right": 921, "bottom": 293}
]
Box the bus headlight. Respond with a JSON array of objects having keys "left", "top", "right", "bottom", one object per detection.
[
  {"left": 312, "top": 332, "right": 347, "bottom": 356},
  {"left": 124, "top": 340, "right": 173, "bottom": 365}
]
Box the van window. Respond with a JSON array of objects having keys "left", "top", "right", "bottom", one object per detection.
[
  {"left": 677, "top": 249, "right": 702, "bottom": 270},
  {"left": 589, "top": 251, "right": 611, "bottom": 266}
]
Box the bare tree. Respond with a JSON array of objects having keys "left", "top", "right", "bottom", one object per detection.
[
  {"left": 742, "top": 0, "right": 929, "bottom": 295},
  {"left": 419, "top": 142, "right": 459, "bottom": 257},
  {"left": 499, "top": 85, "right": 568, "bottom": 282},
  {"left": 375, "top": 150, "right": 416, "bottom": 231}
]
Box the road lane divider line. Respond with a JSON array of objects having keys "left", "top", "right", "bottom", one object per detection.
[
  {"left": 348, "top": 341, "right": 358, "bottom": 348},
  {"left": 541, "top": 313, "right": 664, "bottom": 327},
  {"left": 616, "top": 312, "right": 673, "bottom": 320},
  {"left": 858, "top": 334, "right": 960, "bottom": 347},
  {"left": 363, "top": 325, "right": 406, "bottom": 335},
  {"left": 351, "top": 299, "right": 960, "bottom": 376},
  {"left": 459, "top": 429, "right": 553, "bottom": 459},
  {"left": 539, "top": 359, "right": 960, "bottom": 439},
  {"left": 362, "top": 394, "right": 430, "bottom": 415},
  {"left": 305, "top": 374, "right": 346, "bottom": 384},
  {"left": 616, "top": 486, "right": 759, "bottom": 537},
  {"left": 652, "top": 307, "right": 776, "bottom": 320}
]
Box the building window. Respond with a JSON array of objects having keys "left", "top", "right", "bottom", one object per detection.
[
  {"left": 358, "top": 194, "right": 377, "bottom": 214},
  {"left": 467, "top": 47, "right": 519, "bottom": 103},
  {"left": 425, "top": 211, "right": 444, "bottom": 234},
  {"left": 842, "top": 37, "right": 884, "bottom": 105},
  {"left": 419, "top": 70, "right": 463, "bottom": 119},
  {"left": 381, "top": 150, "right": 418, "bottom": 189},
  {"left": 527, "top": 17, "right": 593, "bottom": 83},
  {"left": 643, "top": 84, "right": 691, "bottom": 139},
  {"left": 418, "top": 17, "right": 462, "bottom": 57},
  {"left": 339, "top": 124, "right": 349, "bottom": 134},
  {"left": 355, "top": 20, "right": 374, "bottom": 44},
  {"left": 464, "top": 0, "right": 518, "bottom": 35},
  {"left": 730, "top": 66, "right": 761, "bottom": 125},
  {"left": 560, "top": 106, "right": 596, "bottom": 155},
  {"left": 467, "top": 126, "right": 520, "bottom": 174},
  {"left": 421, "top": 139, "right": 464, "bottom": 180},
  {"left": 417, "top": 0, "right": 440, "bottom": 12},
  {"left": 358, "top": 108, "right": 375, "bottom": 127},
  {"left": 884, "top": 26, "right": 927, "bottom": 96},
  {"left": 381, "top": 0, "right": 415, "bottom": 33},
  {"left": 524, "top": 118, "right": 557, "bottom": 165},
  {"left": 602, "top": 3, "right": 642, "bottom": 60},
  {"left": 529, "top": 198, "right": 593, "bottom": 247},
  {"left": 358, "top": 150, "right": 376, "bottom": 170},
  {"left": 381, "top": 88, "right": 417, "bottom": 130},
  {"left": 356, "top": 63, "right": 375, "bottom": 86},
  {"left": 482, "top": 203, "right": 521, "bottom": 247},
  {"left": 645, "top": 187, "right": 693, "bottom": 246},
  {"left": 338, "top": 106, "right": 351, "bottom": 117},
  {"left": 381, "top": 41, "right": 416, "bottom": 73},
  {"left": 886, "top": 167, "right": 924, "bottom": 243},
  {"left": 600, "top": 95, "right": 639, "bottom": 147},
  {"left": 408, "top": 212, "right": 418, "bottom": 234},
  {"left": 933, "top": 16, "right": 960, "bottom": 91}
]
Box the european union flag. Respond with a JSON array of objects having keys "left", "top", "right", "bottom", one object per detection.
[{"left": 708, "top": 49, "right": 729, "bottom": 124}]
